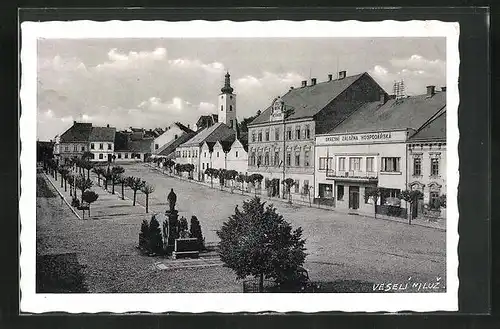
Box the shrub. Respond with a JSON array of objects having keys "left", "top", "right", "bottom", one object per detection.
[
  {"left": 179, "top": 216, "right": 189, "bottom": 231},
  {"left": 190, "top": 216, "right": 204, "bottom": 251},
  {"left": 148, "top": 217, "right": 164, "bottom": 255},
  {"left": 138, "top": 219, "right": 150, "bottom": 251}
]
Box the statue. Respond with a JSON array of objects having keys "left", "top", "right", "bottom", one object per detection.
[{"left": 167, "top": 188, "right": 177, "bottom": 212}]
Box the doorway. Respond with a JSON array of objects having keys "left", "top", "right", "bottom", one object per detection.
[{"left": 349, "top": 186, "right": 360, "bottom": 210}]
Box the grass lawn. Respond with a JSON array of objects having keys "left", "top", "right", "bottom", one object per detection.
[
  {"left": 36, "top": 253, "right": 88, "bottom": 293},
  {"left": 37, "top": 175, "right": 57, "bottom": 198}
]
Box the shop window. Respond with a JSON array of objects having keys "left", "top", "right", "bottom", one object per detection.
[
  {"left": 366, "top": 157, "right": 374, "bottom": 172},
  {"left": 365, "top": 186, "right": 375, "bottom": 204},
  {"left": 381, "top": 157, "right": 400, "bottom": 172},
  {"left": 319, "top": 183, "right": 333, "bottom": 198},
  {"left": 337, "top": 185, "right": 344, "bottom": 201}
]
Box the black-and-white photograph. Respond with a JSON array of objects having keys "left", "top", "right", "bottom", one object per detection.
[{"left": 21, "top": 20, "right": 459, "bottom": 313}]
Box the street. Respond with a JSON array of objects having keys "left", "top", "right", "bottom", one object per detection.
[{"left": 118, "top": 163, "right": 446, "bottom": 287}]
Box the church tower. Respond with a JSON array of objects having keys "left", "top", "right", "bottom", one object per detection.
[{"left": 218, "top": 72, "right": 237, "bottom": 131}]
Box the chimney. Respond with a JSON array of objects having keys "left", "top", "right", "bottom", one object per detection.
[
  {"left": 338, "top": 71, "right": 346, "bottom": 79},
  {"left": 290, "top": 86, "right": 294, "bottom": 90},
  {"left": 328, "top": 74, "right": 333, "bottom": 81},
  {"left": 106, "top": 124, "right": 110, "bottom": 128},
  {"left": 188, "top": 124, "right": 190, "bottom": 129},
  {"left": 301, "top": 80, "right": 307, "bottom": 87},
  {"left": 73, "top": 120, "right": 77, "bottom": 125},
  {"left": 426, "top": 85, "right": 436, "bottom": 97},
  {"left": 311, "top": 78, "right": 317, "bottom": 86},
  {"left": 441, "top": 86, "right": 447, "bottom": 92}
]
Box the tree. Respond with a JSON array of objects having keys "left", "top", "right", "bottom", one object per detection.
[
  {"left": 110, "top": 166, "right": 125, "bottom": 194},
  {"left": 103, "top": 168, "right": 112, "bottom": 191},
  {"left": 140, "top": 182, "right": 155, "bottom": 213},
  {"left": 148, "top": 217, "right": 163, "bottom": 255},
  {"left": 127, "top": 177, "right": 144, "bottom": 206},
  {"left": 93, "top": 167, "right": 105, "bottom": 187},
  {"left": 364, "top": 187, "right": 383, "bottom": 218},
  {"left": 76, "top": 176, "right": 93, "bottom": 202},
  {"left": 248, "top": 174, "right": 264, "bottom": 196},
  {"left": 184, "top": 164, "right": 195, "bottom": 179},
  {"left": 400, "top": 190, "right": 424, "bottom": 225},
  {"left": 190, "top": 215, "right": 204, "bottom": 251},
  {"left": 217, "top": 197, "right": 307, "bottom": 292},
  {"left": 138, "top": 219, "right": 150, "bottom": 251},
  {"left": 282, "top": 178, "right": 296, "bottom": 203},
  {"left": 117, "top": 176, "right": 127, "bottom": 200},
  {"left": 59, "top": 167, "right": 70, "bottom": 192},
  {"left": 82, "top": 190, "right": 99, "bottom": 217},
  {"left": 174, "top": 163, "right": 181, "bottom": 176},
  {"left": 165, "top": 159, "right": 175, "bottom": 175},
  {"left": 225, "top": 170, "right": 238, "bottom": 193},
  {"left": 81, "top": 151, "right": 93, "bottom": 162},
  {"left": 438, "top": 194, "right": 447, "bottom": 208},
  {"left": 236, "top": 174, "right": 246, "bottom": 195},
  {"left": 205, "top": 168, "right": 219, "bottom": 189},
  {"left": 238, "top": 110, "right": 261, "bottom": 133},
  {"left": 218, "top": 169, "right": 226, "bottom": 190}
]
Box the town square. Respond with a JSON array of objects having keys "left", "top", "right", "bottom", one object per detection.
[{"left": 30, "top": 28, "right": 452, "bottom": 301}]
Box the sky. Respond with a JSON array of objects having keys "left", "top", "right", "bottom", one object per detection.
[{"left": 36, "top": 37, "right": 446, "bottom": 141}]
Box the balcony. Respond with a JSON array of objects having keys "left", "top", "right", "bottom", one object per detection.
[{"left": 325, "top": 170, "right": 378, "bottom": 182}]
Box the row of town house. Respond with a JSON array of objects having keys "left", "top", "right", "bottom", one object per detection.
[{"left": 51, "top": 71, "right": 446, "bottom": 221}]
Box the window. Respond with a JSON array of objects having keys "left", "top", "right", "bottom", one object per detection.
[
  {"left": 221, "top": 105, "right": 223, "bottom": 111},
  {"left": 229, "top": 105, "right": 233, "bottom": 112},
  {"left": 286, "top": 152, "right": 291, "bottom": 166},
  {"left": 252, "top": 132, "right": 256, "bottom": 142},
  {"left": 430, "top": 192, "right": 440, "bottom": 209},
  {"left": 188, "top": 151, "right": 191, "bottom": 158},
  {"left": 65, "top": 146, "right": 69, "bottom": 152},
  {"left": 118, "top": 153, "right": 122, "bottom": 159},
  {"left": 337, "top": 185, "right": 344, "bottom": 201},
  {"left": 74, "top": 145, "right": 77, "bottom": 151},
  {"left": 235, "top": 151, "right": 239, "bottom": 158},
  {"left": 274, "top": 152, "right": 280, "bottom": 166},
  {"left": 339, "top": 157, "right": 346, "bottom": 171},
  {"left": 175, "top": 134, "right": 178, "bottom": 139},
  {"left": 258, "top": 131, "right": 262, "bottom": 142},
  {"left": 257, "top": 154, "right": 262, "bottom": 167},
  {"left": 81, "top": 146, "right": 85, "bottom": 151},
  {"left": 250, "top": 152, "right": 256, "bottom": 165},
  {"left": 265, "top": 130, "right": 269, "bottom": 141},
  {"left": 295, "top": 127, "right": 301, "bottom": 140},
  {"left": 319, "top": 157, "right": 333, "bottom": 170},
  {"left": 99, "top": 154, "right": 103, "bottom": 159},
  {"left": 365, "top": 187, "right": 376, "bottom": 204},
  {"left": 305, "top": 126, "right": 311, "bottom": 139},
  {"left": 202, "top": 163, "right": 205, "bottom": 170},
  {"left": 108, "top": 144, "right": 112, "bottom": 150},
  {"left": 295, "top": 153, "right": 300, "bottom": 166},
  {"left": 381, "top": 157, "right": 401, "bottom": 172},
  {"left": 91, "top": 153, "right": 95, "bottom": 159},
  {"left": 304, "top": 150, "right": 310, "bottom": 166},
  {"left": 294, "top": 180, "right": 300, "bottom": 193},
  {"left": 125, "top": 153, "right": 129, "bottom": 159},
  {"left": 431, "top": 158, "right": 439, "bottom": 176},
  {"left": 230, "top": 96, "right": 233, "bottom": 99},
  {"left": 91, "top": 143, "right": 95, "bottom": 150},
  {"left": 275, "top": 127, "right": 280, "bottom": 141},
  {"left": 230, "top": 119, "right": 233, "bottom": 128},
  {"left": 366, "top": 157, "right": 374, "bottom": 172},
  {"left": 349, "top": 157, "right": 361, "bottom": 171},
  {"left": 286, "top": 128, "right": 292, "bottom": 140},
  {"left": 264, "top": 152, "right": 269, "bottom": 166},
  {"left": 217, "top": 151, "right": 220, "bottom": 158},
  {"left": 413, "top": 157, "right": 422, "bottom": 176},
  {"left": 155, "top": 144, "right": 159, "bottom": 150},
  {"left": 99, "top": 143, "right": 103, "bottom": 150}
]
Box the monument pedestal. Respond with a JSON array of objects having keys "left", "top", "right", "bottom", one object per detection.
[{"left": 164, "top": 209, "right": 179, "bottom": 253}]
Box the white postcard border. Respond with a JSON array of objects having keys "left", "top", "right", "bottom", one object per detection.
[{"left": 20, "top": 19, "right": 460, "bottom": 313}]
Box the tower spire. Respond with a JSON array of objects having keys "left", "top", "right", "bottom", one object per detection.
[{"left": 221, "top": 71, "right": 234, "bottom": 94}]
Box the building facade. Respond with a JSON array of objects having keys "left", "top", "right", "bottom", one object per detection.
[
  {"left": 57, "top": 122, "right": 93, "bottom": 164},
  {"left": 314, "top": 86, "right": 446, "bottom": 217},
  {"left": 153, "top": 122, "right": 193, "bottom": 155},
  {"left": 89, "top": 125, "right": 116, "bottom": 162},
  {"left": 407, "top": 108, "right": 447, "bottom": 219},
  {"left": 247, "top": 71, "right": 387, "bottom": 199}
]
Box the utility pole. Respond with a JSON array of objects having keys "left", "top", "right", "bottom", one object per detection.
[{"left": 282, "top": 112, "right": 286, "bottom": 199}]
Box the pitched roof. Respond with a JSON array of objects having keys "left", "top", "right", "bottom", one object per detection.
[
  {"left": 60, "top": 122, "right": 93, "bottom": 142},
  {"left": 409, "top": 108, "right": 446, "bottom": 141},
  {"left": 249, "top": 73, "right": 365, "bottom": 125},
  {"left": 330, "top": 91, "right": 446, "bottom": 134},
  {"left": 89, "top": 126, "right": 116, "bottom": 142},
  {"left": 174, "top": 122, "right": 194, "bottom": 134},
  {"left": 180, "top": 122, "right": 235, "bottom": 147},
  {"left": 158, "top": 132, "right": 196, "bottom": 156},
  {"left": 127, "top": 139, "right": 153, "bottom": 153}
]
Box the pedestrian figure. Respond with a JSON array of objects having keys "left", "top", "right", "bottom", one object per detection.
[{"left": 167, "top": 188, "right": 177, "bottom": 212}]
